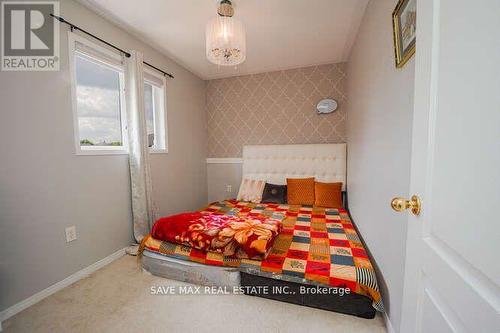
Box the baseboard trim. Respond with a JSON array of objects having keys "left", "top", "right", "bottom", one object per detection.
[
  {"left": 206, "top": 158, "right": 243, "bottom": 164},
  {"left": 383, "top": 311, "right": 395, "bottom": 333},
  {"left": 0, "top": 247, "right": 127, "bottom": 324}
]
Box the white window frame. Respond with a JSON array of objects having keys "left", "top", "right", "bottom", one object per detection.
[
  {"left": 144, "top": 67, "right": 168, "bottom": 154},
  {"left": 68, "top": 32, "right": 128, "bottom": 155}
]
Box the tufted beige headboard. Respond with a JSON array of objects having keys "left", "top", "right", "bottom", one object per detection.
[{"left": 242, "top": 144, "right": 347, "bottom": 191}]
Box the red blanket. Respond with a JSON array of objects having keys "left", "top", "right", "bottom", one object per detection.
[{"left": 151, "top": 212, "right": 282, "bottom": 260}]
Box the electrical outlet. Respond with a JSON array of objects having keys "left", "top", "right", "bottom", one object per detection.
[
  {"left": 65, "top": 226, "right": 77, "bottom": 243},
  {"left": 226, "top": 184, "right": 232, "bottom": 193}
]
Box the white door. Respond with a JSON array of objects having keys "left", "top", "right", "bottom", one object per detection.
[{"left": 399, "top": 0, "right": 500, "bottom": 332}]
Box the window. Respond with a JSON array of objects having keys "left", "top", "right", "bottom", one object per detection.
[
  {"left": 69, "top": 33, "right": 127, "bottom": 155},
  {"left": 144, "top": 70, "right": 167, "bottom": 153},
  {"left": 68, "top": 33, "right": 167, "bottom": 155}
]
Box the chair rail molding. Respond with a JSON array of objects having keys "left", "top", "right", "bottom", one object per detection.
[{"left": 206, "top": 158, "right": 243, "bottom": 164}]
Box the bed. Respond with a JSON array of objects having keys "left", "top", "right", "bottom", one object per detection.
[{"left": 141, "top": 144, "right": 383, "bottom": 319}]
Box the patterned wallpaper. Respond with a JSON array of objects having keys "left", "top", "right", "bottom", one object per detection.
[{"left": 206, "top": 63, "right": 347, "bottom": 157}]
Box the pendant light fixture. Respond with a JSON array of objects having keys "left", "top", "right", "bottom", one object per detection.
[{"left": 206, "top": 0, "right": 246, "bottom": 66}]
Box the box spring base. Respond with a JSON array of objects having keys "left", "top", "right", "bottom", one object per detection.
[
  {"left": 142, "top": 250, "right": 376, "bottom": 319},
  {"left": 240, "top": 272, "right": 376, "bottom": 319}
]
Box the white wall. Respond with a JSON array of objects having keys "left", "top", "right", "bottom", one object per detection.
[
  {"left": 0, "top": 0, "right": 206, "bottom": 313},
  {"left": 207, "top": 163, "right": 242, "bottom": 202},
  {"left": 346, "top": 0, "right": 414, "bottom": 330}
]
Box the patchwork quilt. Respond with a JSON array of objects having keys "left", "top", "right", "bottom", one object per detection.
[
  {"left": 142, "top": 200, "right": 383, "bottom": 311},
  {"left": 151, "top": 212, "right": 282, "bottom": 260}
]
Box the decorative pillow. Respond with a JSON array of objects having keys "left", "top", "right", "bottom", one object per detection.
[
  {"left": 314, "top": 182, "right": 343, "bottom": 208},
  {"left": 287, "top": 177, "right": 315, "bottom": 206},
  {"left": 237, "top": 179, "right": 266, "bottom": 203},
  {"left": 261, "top": 183, "right": 287, "bottom": 204}
]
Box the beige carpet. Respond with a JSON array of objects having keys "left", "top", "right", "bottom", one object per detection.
[{"left": 3, "top": 255, "right": 386, "bottom": 333}]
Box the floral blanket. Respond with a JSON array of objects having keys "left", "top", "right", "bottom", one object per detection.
[
  {"left": 142, "top": 200, "right": 384, "bottom": 312},
  {"left": 151, "top": 212, "right": 282, "bottom": 260}
]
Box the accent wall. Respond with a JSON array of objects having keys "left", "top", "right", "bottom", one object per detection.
[{"left": 206, "top": 63, "right": 347, "bottom": 201}]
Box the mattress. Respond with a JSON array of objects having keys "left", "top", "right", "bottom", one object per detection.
[
  {"left": 142, "top": 200, "right": 383, "bottom": 312},
  {"left": 142, "top": 249, "right": 240, "bottom": 287}
]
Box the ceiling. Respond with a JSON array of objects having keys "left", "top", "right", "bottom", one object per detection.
[{"left": 78, "top": 0, "right": 369, "bottom": 80}]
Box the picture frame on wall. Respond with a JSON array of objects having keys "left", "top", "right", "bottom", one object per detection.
[{"left": 392, "top": 0, "right": 416, "bottom": 68}]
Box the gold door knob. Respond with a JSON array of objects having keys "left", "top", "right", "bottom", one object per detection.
[{"left": 391, "top": 195, "right": 421, "bottom": 216}]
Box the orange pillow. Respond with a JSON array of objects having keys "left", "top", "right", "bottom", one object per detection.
[
  {"left": 314, "top": 182, "right": 343, "bottom": 208},
  {"left": 287, "top": 178, "right": 315, "bottom": 205}
]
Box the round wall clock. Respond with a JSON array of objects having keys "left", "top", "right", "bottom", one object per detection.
[{"left": 316, "top": 99, "right": 338, "bottom": 114}]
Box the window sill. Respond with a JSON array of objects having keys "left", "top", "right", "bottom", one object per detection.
[
  {"left": 76, "top": 148, "right": 129, "bottom": 156},
  {"left": 74, "top": 147, "right": 167, "bottom": 155}
]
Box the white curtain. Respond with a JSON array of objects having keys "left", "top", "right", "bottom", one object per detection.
[{"left": 125, "top": 50, "right": 157, "bottom": 243}]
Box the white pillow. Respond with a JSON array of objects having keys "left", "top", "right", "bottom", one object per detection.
[{"left": 237, "top": 179, "right": 266, "bottom": 203}]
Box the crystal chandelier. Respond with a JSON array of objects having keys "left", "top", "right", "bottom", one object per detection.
[{"left": 206, "top": 0, "right": 246, "bottom": 66}]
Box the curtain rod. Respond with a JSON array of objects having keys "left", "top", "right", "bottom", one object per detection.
[{"left": 50, "top": 14, "right": 174, "bottom": 79}]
